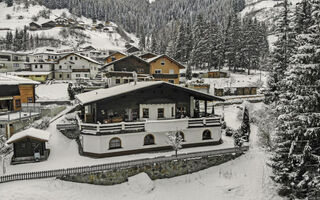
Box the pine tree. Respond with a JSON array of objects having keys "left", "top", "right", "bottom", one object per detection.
[
  {"left": 5, "top": 31, "right": 13, "bottom": 50},
  {"left": 241, "top": 106, "right": 251, "bottom": 141},
  {"left": 5, "top": 0, "right": 13, "bottom": 7},
  {"left": 266, "top": 0, "right": 296, "bottom": 104},
  {"left": 186, "top": 64, "right": 192, "bottom": 80},
  {"left": 271, "top": 0, "right": 320, "bottom": 198}
]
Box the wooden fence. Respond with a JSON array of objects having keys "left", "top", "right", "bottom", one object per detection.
[{"left": 0, "top": 146, "right": 249, "bottom": 184}]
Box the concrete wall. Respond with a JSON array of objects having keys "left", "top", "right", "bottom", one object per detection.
[
  {"left": 60, "top": 152, "right": 242, "bottom": 185},
  {"left": 81, "top": 126, "right": 221, "bottom": 155}
]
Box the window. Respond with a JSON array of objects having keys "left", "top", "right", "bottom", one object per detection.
[
  {"left": 35, "top": 75, "right": 41, "bottom": 77},
  {"left": 169, "top": 69, "right": 174, "bottom": 74},
  {"left": 70, "top": 56, "right": 73, "bottom": 60},
  {"left": 40, "top": 65, "right": 43, "bottom": 69},
  {"left": 168, "top": 80, "right": 174, "bottom": 84},
  {"left": 27, "top": 97, "right": 33, "bottom": 103},
  {"left": 69, "top": 66, "right": 72, "bottom": 69},
  {"left": 124, "top": 79, "right": 128, "bottom": 83},
  {"left": 15, "top": 99, "right": 21, "bottom": 108},
  {"left": 76, "top": 74, "right": 81, "bottom": 77},
  {"left": 84, "top": 74, "right": 88, "bottom": 77},
  {"left": 35, "top": 65, "right": 38, "bottom": 69},
  {"left": 75, "top": 57, "right": 78, "bottom": 60},
  {"left": 111, "top": 56, "right": 116, "bottom": 61},
  {"left": 59, "top": 74, "right": 62, "bottom": 78},
  {"left": 144, "top": 134, "right": 155, "bottom": 145},
  {"left": 171, "top": 107, "right": 174, "bottom": 117},
  {"left": 157, "top": 108, "right": 164, "bottom": 118},
  {"left": 202, "top": 130, "right": 212, "bottom": 140},
  {"left": 109, "top": 138, "right": 121, "bottom": 149},
  {"left": 67, "top": 74, "right": 70, "bottom": 78},
  {"left": 13, "top": 63, "right": 19, "bottom": 68},
  {"left": 116, "top": 79, "right": 120, "bottom": 84},
  {"left": 155, "top": 69, "right": 162, "bottom": 74},
  {"left": 59, "top": 65, "right": 62, "bottom": 69},
  {"left": 161, "top": 59, "right": 165, "bottom": 66},
  {"left": 142, "top": 108, "right": 149, "bottom": 118}
]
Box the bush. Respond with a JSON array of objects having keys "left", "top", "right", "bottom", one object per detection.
[
  {"left": 6, "top": 14, "right": 11, "bottom": 20},
  {"left": 31, "top": 15, "right": 39, "bottom": 22},
  {"left": 225, "top": 127, "right": 235, "bottom": 137}
]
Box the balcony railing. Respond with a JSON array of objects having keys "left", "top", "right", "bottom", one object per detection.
[
  {"left": 152, "top": 73, "right": 178, "bottom": 79},
  {"left": 79, "top": 117, "right": 221, "bottom": 135}
]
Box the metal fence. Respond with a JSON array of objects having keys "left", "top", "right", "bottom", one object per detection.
[
  {"left": 21, "top": 103, "right": 42, "bottom": 113},
  {"left": 0, "top": 146, "right": 249, "bottom": 184}
]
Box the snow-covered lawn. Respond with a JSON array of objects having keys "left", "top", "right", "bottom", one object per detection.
[
  {"left": 36, "top": 83, "right": 69, "bottom": 101},
  {"left": 0, "top": 102, "right": 281, "bottom": 200}
]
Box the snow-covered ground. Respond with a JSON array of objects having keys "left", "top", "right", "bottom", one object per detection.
[
  {"left": 0, "top": 2, "right": 138, "bottom": 50},
  {"left": 0, "top": 102, "right": 281, "bottom": 200},
  {"left": 36, "top": 83, "right": 69, "bottom": 102}
]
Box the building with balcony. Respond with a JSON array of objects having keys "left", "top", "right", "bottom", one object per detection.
[{"left": 75, "top": 81, "right": 225, "bottom": 157}]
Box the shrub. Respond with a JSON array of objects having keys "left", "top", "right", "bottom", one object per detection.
[{"left": 6, "top": 14, "right": 11, "bottom": 20}]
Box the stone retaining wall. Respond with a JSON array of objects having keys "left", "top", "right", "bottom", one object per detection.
[{"left": 59, "top": 152, "right": 243, "bottom": 185}]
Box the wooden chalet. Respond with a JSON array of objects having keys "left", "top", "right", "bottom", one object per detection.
[
  {"left": 29, "top": 22, "right": 41, "bottom": 31},
  {"left": 102, "top": 54, "right": 184, "bottom": 84},
  {"left": 7, "top": 128, "right": 50, "bottom": 164},
  {"left": 42, "top": 21, "right": 56, "bottom": 29},
  {"left": 214, "top": 86, "right": 257, "bottom": 96},
  {"left": 102, "top": 55, "right": 150, "bottom": 74},
  {"left": 103, "top": 51, "right": 127, "bottom": 64},
  {"left": 126, "top": 46, "right": 140, "bottom": 54},
  {"left": 75, "top": 81, "right": 225, "bottom": 157},
  {"left": 206, "top": 71, "right": 229, "bottom": 78},
  {"left": 139, "top": 52, "right": 157, "bottom": 59}
]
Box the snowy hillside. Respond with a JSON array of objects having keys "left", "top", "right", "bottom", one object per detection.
[
  {"left": 241, "top": 0, "right": 301, "bottom": 51},
  {"left": 0, "top": 2, "right": 138, "bottom": 51}
]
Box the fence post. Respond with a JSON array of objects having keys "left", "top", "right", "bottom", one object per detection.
[
  {"left": 121, "top": 122, "right": 125, "bottom": 130},
  {"left": 97, "top": 122, "right": 100, "bottom": 132}
]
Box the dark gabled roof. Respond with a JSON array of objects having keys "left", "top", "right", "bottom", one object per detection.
[
  {"left": 0, "top": 85, "right": 20, "bottom": 97},
  {"left": 29, "top": 22, "right": 41, "bottom": 27},
  {"left": 101, "top": 54, "right": 149, "bottom": 70},
  {"left": 139, "top": 52, "right": 158, "bottom": 59},
  {"left": 146, "top": 54, "right": 185, "bottom": 69},
  {"left": 76, "top": 81, "right": 225, "bottom": 105}
]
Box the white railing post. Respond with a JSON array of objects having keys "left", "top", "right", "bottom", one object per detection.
[
  {"left": 203, "top": 118, "right": 206, "bottom": 125},
  {"left": 97, "top": 122, "right": 100, "bottom": 132},
  {"left": 121, "top": 122, "right": 125, "bottom": 130}
]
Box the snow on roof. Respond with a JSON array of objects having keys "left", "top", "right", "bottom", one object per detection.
[
  {"left": 0, "top": 73, "right": 40, "bottom": 85},
  {"left": 7, "top": 128, "right": 50, "bottom": 144},
  {"left": 76, "top": 81, "right": 162, "bottom": 105},
  {"left": 76, "top": 81, "right": 225, "bottom": 105},
  {"left": 57, "top": 53, "right": 101, "bottom": 65},
  {"left": 146, "top": 55, "right": 185, "bottom": 69},
  {"left": 9, "top": 71, "right": 52, "bottom": 76}
]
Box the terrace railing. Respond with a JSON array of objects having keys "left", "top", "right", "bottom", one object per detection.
[
  {"left": 0, "top": 145, "right": 249, "bottom": 184},
  {"left": 79, "top": 117, "right": 221, "bottom": 135}
]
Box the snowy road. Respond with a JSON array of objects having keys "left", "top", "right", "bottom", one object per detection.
[{"left": 0, "top": 103, "right": 281, "bottom": 200}]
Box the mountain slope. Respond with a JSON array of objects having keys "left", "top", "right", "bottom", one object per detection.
[{"left": 0, "top": 2, "right": 138, "bottom": 51}]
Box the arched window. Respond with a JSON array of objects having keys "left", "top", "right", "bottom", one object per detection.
[
  {"left": 144, "top": 134, "right": 155, "bottom": 145},
  {"left": 178, "top": 131, "right": 185, "bottom": 142},
  {"left": 109, "top": 137, "right": 121, "bottom": 149},
  {"left": 202, "top": 130, "right": 212, "bottom": 140}
]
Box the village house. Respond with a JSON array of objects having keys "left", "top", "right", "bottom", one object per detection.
[
  {"left": 41, "top": 21, "right": 56, "bottom": 29},
  {"left": 54, "top": 53, "right": 101, "bottom": 80},
  {"left": 29, "top": 22, "right": 41, "bottom": 31},
  {"left": 103, "top": 51, "right": 127, "bottom": 64},
  {"left": 101, "top": 54, "right": 183, "bottom": 84},
  {"left": 103, "top": 71, "right": 152, "bottom": 87},
  {"left": 9, "top": 71, "right": 53, "bottom": 83},
  {"left": 75, "top": 81, "right": 225, "bottom": 157},
  {"left": 0, "top": 51, "right": 30, "bottom": 72},
  {"left": 204, "top": 71, "right": 230, "bottom": 79},
  {"left": 6, "top": 128, "right": 50, "bottom": 164},
  {"left": 0, "top": 74, "right": 40, "bottom": 138},
  {"left": 126, "top": 46, "right": 140, "bottom": 54}
]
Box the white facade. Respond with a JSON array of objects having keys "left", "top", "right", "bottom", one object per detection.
[
  {"left": 31, "top": 63, "right": 54, "bottom": 71},
  {"left": 55, "top": 53, "right": 101, "bottom": 80},
  {"left": 0, "top": 52, "right": 30, "bottom": 71},
  {"left": 81, "top": 124, "right": 221, "bottom": 155},
  {"left": 71, "top": 71, "right": 91, "bottom": 80}
]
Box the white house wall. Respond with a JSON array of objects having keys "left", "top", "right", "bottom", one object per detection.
[
  {"left": 139, "top": 103, "right": 175, "bottom": 120},
  {"left": 82, "top": 126, "right": 222, "bottom": 155}
]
